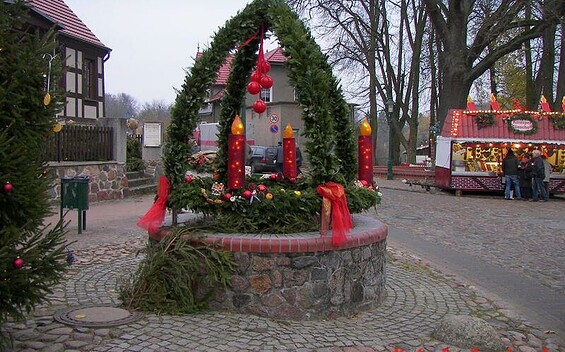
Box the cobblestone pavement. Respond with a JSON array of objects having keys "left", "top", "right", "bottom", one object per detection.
[
  {"left": 2, "top": 191, "right": 565, "bottom": 351},
  {"left": 373, "top": 180, "right": 565, "bottom": 295}
]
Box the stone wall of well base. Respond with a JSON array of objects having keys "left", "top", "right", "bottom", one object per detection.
[
  {"left": 47, "top": 161, "right": 128, "bottom": 203},
  {"left": 177, "top": 215, "right": 387, "bottom": 321},
  {"left": 209, "top": 240, "right": 387, "bottom": 320}
]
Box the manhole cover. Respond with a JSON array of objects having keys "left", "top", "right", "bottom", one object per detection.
[{"left": 53, "top": 305, "right": 143, "bottom": 327}]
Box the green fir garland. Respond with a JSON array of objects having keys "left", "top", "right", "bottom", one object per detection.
[
  {"left": 474, "top": 113, "right": 495, "bottom": 129},
  {"left": 166, "top": 0, "right": 356, "bottom": 189},
  {"left": 549, "top": 114, "right": 565, "bottom": 130}
]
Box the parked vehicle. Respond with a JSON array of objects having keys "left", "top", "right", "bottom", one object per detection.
[{"left": 247, "top": 146, "right": 278, "bottom": 173}]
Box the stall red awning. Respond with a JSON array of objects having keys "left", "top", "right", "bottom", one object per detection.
[{"left": 441, "top": 109, "right": 565, "bottom": 144}]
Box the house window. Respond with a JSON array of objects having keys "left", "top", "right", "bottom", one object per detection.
[
  {"left": 261, "top": 88, "right": 272, "bottom": 103},
  {"left": 83, "top": 58, "right": 96, "bottom": 99}
]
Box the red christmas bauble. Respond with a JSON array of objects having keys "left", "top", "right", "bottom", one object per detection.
[
  {"left": 269, "top": 174, "right": 277, "bottom": 180},
  {"left": 253, "top": 99, "right": 267, "bottom": 114},
  {"left": 360, "top": 180, "right": 368, "bottom": 187},
  {"left": 260, "top": 75, "right": 273, "bottom": 89},
  {"left": 13, "top": 257, "right": 23, "bottom": 269},
  {"left": 224, "top": 193, "right": 232, "bottom": 201},
  {"left": 243, "top": 190, "right": 252, "bottom": 199},
  {"left": 257, "top": 184, "right": 267, "bottom": 192},
  {"left": 247, "top": 81, "right": 261, "bottom": 95},
  {"left": 4, "top": 182, "right": 13, "bottom": 193},
  {"left": 260, "top": 61, "right": 271, "bottom": 74},
  {"left": 250, "top": 71, "right": 262, "bottom": 83},
  {"left": 185, "top": 175, "right": 193, "bottom": 183}
]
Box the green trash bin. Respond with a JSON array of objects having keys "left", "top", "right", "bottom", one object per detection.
[{"left": 60, "top": 176, "right": 90, "bottom": 234}]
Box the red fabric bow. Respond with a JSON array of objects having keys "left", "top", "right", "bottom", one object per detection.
[
  {"left": 137, "top": 176, "right": 170, "bottom": 237},
  {"left": 317, "top": 182, "right": 352, "bottom": 245}
]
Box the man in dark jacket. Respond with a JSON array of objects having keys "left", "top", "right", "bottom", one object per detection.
[
  {"left": 502, "top": 149, "right": 521, "bottom": 200},
  {"left": 530, "top": 150, "right": 548, "bottom": 202}
]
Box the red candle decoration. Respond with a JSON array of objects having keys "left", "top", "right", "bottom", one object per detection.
[
  {"left": 228, "top": 115, "right": 245, "bottom": 190},
  {"left": 282, "top": 124, "right": 297, "bottom": 179},
  {"left": 358, "top": 118, "right": 373, "bottom": 185}
]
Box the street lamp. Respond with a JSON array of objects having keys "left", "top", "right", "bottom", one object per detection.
[{"left": 386, "top": 98, "right": 394, "bottom": 180}]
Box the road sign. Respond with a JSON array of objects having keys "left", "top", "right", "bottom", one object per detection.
[
  {"left": 269, "top": 114, "right": 279, "bottom": 124},
  {"left": 270, "top": 125, "right": 279, "bottom": 134}
]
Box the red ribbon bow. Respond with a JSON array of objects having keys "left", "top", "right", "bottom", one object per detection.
[
  {"left": 137, "top": 176, "right": 170, "bottom": 238},
  {"left": 317, "top": 182, "right": 352, "bottom": 245}
]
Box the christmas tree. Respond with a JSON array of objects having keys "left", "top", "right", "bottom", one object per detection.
[{"left": 0, "top": 1, "right": 67, "bottom": 348}]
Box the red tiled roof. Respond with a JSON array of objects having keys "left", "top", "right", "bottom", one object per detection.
[
  {"left": 441, "top": 109, "right": 565, "bottom": 144},
  {"left": 197, "top": 46, "right": 287, "bottom": 86},
  {"left": 26, "top": 0, "right": 109, "bottom": 50},
  {"left": 264, "top": 47, "right": 288, "bottom": 63}
]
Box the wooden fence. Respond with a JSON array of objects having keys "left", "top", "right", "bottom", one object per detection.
[{"left": 45, "top": 125, "right": 113, "bottom": 162}]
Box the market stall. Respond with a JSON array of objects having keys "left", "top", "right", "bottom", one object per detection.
[{"left": 435, "top": 109, "right": 565, "bottom": 195}]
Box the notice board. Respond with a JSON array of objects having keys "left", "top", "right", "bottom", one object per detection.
[{"left": 143, "top": 122, "right": 162, "bottom": 147}]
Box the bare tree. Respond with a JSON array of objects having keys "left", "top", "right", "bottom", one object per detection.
[
  {"left": 137, "top": 100, "right": 171, "bottom": 122},
  {"left": 104, "top": 93, "right": 139, "bottom": 119},
  {"left": 288, "top": 0, "right": 428, "bottom": 164},
  {"left": 556, "top": 23, "right": 565, "bottom": 105},
  {"left": 287, "top": 0, "right": 383, "bottom": 160},
  {"left": 424, "top": 0, "right": 564, "bottom": 127}
]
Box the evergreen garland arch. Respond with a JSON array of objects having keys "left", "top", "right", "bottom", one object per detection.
[{"left": 166, "top": 0, "right": 357, "bottom": 192}]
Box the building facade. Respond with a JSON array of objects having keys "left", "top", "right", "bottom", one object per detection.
[
  {"left": 198, "top": 48, "right": 303, "bottom": 148},
  {"left": 26, "top": 0, "right": 111, "bottom": 123}
]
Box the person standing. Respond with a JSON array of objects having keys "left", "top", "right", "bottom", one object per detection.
[
  {"left": 542, "top": 155, "right": 552, "bottom": 198},
  {"left": 530, "top": 150, "right": 548, "bottom": 202},
  {"left": 502, "top": 149, "right": 521, "bottom": 200},
  {"left": 518, "top": 154, "right": 532, "bottom": 200},
  {"left": 275, "top": 142, "right": 284, "bottom": 174}
]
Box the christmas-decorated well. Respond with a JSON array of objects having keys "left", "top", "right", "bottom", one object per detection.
[
  {"left": 164, "top": 0, "right": 377, "bottom": 232},
  {"left": 129, "top": 0, "right": 386, "bottom": 320}
]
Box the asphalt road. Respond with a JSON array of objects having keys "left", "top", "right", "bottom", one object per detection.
[{"left": 374, "top": 182, "right": 565, "bottom": 336}]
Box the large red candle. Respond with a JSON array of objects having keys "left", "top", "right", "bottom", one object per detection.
[
  {"left": 283, "top": 124, "right": 297, "bottom": 179},
  {"left": 228, "top": 115, "right": 245, "bottom": 189},
  {"left": 358, "top": 118, "right": 373, "bottom": 185}
]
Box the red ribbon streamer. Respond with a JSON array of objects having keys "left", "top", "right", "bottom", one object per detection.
[
  {"left": 317, "top": 182, "right": 352, "bottom": 245},
  {"left": 137, "top": 176, "right": 170, "bottom": 237}
]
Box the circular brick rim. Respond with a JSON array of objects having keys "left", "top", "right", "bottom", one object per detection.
[
  {"left": 53, "top": 305, "right": 144, "bottom": 328},
  {"left": 151, "top": 214, "right": 387, "bottom": 253}
]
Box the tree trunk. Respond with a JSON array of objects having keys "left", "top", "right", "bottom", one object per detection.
[
  {"left": 524, "top": 4, "right": 536, "bottom": 109},
  {"left": 556, "top": 23, "right": 565, "bottom": 107},
  {"left": 429, "top": 31, "right": 438, "bottom": 161},
  {"left": 536, "top": 22, "right": 557, "bottom": 106},
  {"left": 437, "top": 65, "right": 471, "bottom": 127}
]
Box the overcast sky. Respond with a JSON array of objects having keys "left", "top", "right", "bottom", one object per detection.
[{"left": 65, "top": 0, "right": 257, "bottom": 106}]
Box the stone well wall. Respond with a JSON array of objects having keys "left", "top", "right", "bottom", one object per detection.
[{"left": 198, "top": 215, "right": 388, "bottom": 321}]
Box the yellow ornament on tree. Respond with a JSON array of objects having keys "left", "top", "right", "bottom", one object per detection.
[{"left": 43, "top": 92, "right": 51, "bottom": 106}]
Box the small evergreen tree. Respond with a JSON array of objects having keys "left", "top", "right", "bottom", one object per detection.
[{"left": 0, "top": 1, "right": 67, "bottom": 348}]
